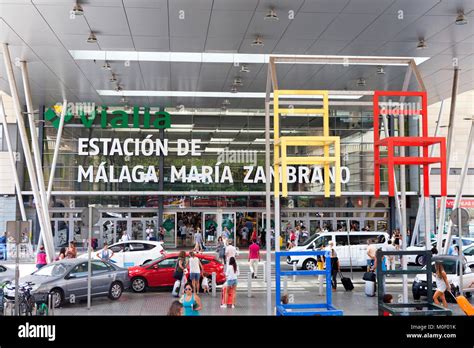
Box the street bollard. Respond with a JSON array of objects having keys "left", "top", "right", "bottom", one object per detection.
[
  {"left": 283, "top": 276, "right": 288, "bottom": 295},
  {"left": 293, "top": 262, "right": 297, "bottom": 282},
  {"left": 49, "top": 293, "right": 55, "bottom": 316},
  {"left": 211, "top": 272, "right": 217, "bottom": 297},
  {"left": 247, "top": 272, "right": 252, "bottom": 298}
]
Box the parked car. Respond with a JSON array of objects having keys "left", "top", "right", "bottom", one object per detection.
[
  {"left": 128, "top": 252, "right": 226, "bottom": 292},
  {"left": 17, "top": 258, "right": 130, "bottom": 308},
  {"left": 0, "top": 264, "right": 14, "bottom": 283},
  {"left": 407, "top": 237, "right": 474, "bottom": 265},
  {"left": 412, "top": 255, "right": 474, "bottom": 300},
  {"left": 287, "top": 231, "right": 389, "bottom": 270},
  {"left": 78, "top": 240, "right": 165, "bottom": 268},
  {"left": 464, "top": 245, "right": 474, "bottom": 262}
]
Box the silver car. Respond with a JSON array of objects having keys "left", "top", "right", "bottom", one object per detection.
[{"left": 19, "top": 258, "right": 130, "bottom": 308}]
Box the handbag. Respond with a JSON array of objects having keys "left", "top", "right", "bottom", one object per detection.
[{"left": 362, "top": 272, "right": 376, "bottom": 282}]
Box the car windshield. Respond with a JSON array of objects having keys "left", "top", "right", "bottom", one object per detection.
[
  {"left": 430, "top": 260, "right": 457, "bottom": 275},
  {"left": 299, "top": 233, "right": 320, "bottom": 247},
  {"left": 142, "top": 256, "right": 164, "bottom": 266},
  {"left": 34, "top": 263, "right": 68, "bottom": 277}
]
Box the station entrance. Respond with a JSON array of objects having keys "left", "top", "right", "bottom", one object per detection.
[{"left": 49, "top": 206, "right": 388, "bottom": 250}]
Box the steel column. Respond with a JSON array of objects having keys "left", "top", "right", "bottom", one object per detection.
[
  {"left": 2, "top": 43, "right": 54, "bottom": 262},
  {"left": 441, "top": 68, "right": 459, "bottom": 253},
  {"left": 46, "top": 100, "right": 67, "bottom": 201},
  {"left": 0, "top": 99, "right": 27, "bottom": 221},
  {"left": 20, "top": 60, "right": 56, "bottom": 262},
  {"left": 264, "top": 62, "right": 272, "bottom": 316}
]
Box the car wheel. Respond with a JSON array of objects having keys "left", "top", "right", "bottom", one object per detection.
[
  {"left": 49, "top": 288, "right": 63, "bottom": 308},
  {"left": 302, "top": 258, "right": 317, "bottom": 270},
  {"left": 109, "top": 281, "right": 123, "bottom": 300},
  {"left": 412, "top": 291, "right": 421, "bottom": 300},
  {"left": 131, "top": 277, "right": 147, "bottom": 293},
  {"left": 415, "top": 255, "right": 424, "bottom": 266}
]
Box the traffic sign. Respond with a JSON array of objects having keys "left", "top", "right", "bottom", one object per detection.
[
  {"left": 450, "top": 207, "right": 470, "bottom": 226},
  {"left": 81, "top": 207, "right": 100, "bottom": 227}
]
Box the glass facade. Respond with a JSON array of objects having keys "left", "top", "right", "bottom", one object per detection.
[{"left": 33, "top": 106, "right": 403, "bottom": 207}]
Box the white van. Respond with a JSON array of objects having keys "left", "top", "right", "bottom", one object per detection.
[{"left": 286, "top": 231, "right": 389, "bottom": 270}]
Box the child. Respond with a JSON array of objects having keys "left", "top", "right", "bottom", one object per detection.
[{"left": 201, "top": 273, "right": 210, "bottom": 294}]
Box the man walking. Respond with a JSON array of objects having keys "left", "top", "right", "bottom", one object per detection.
[{"left": 248, "top": 239, "right": 260, "bottom": 279}]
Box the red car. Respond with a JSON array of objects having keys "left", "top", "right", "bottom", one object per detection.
[{"left": 128, "top": 252, "right": 226, "bottom": 292}]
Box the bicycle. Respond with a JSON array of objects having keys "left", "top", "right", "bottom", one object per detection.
[{"left": 3, "top": 281, "right": 36, "bottom": 316}]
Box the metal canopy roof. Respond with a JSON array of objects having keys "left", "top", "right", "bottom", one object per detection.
[{"left": 0, "top": 0, "right": 473, "bottom": 108}]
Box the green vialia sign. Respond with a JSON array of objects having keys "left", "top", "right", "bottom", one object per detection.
[{"left": 45, "top": 106, "right": 171, "bottom": 130}]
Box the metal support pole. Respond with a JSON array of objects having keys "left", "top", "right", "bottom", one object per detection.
[
  {"left": 292, "top": 262, "right": 297, "bottom": 282},
  {"left": 0, "top": 100, "right": 26, "bottom": 221},
  {"left": 211, "top": 272, "right": 216, "bottom": 297},
  {"left": 264, "top": 64, "right": 272, "bottom": 315},
  {"left": 381, "top": 115, "right": 403, "bottom": 225},
  {"left": 441, "top": 68, "right": 459, "bottom": 253},
  {"left": 46, "top": 100, "right": 67, "bottom": 202},
  {"left": 443, "top": 122, "right": 470, "bottom": 253},
  {"left": 20, "top": 61, "right": 55, "bottom": 263},
  {"left": 412, "top": 100, "right": 444, "bottom": 247},
  {"left": 2, "top": 44, "right": 52, "bottom": 263},
  {"left": 399, "top": 111, "right": 408, "bottom": 304},
  {"left": 247, "top": 272, "right": 252, "bottom": 298},
  {"left": 14, "top": 221, "right": 20, "bottom": 316},
  {"left": 458, "top": 206, "right": 464, "bottom": 296},
  {"left": 275, "top": 197, "right": 280, "bottom": 251},
  {"left": 87, "top": 206, "right": 92, "bottom": 309},
  {"left": 346, "top": 220, "right": 353, "bottom": 279},
  {"left": 283, "top": 276, "right": 288, "bottom": 295}
]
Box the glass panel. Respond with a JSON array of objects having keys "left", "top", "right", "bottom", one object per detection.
[{"left": 162, "top": 213, "right": 177, "bottom": 248}]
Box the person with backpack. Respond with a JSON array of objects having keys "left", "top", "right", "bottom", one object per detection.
[
  {"left": 328, "top": 242, "right": 340, "bottom": 291},
  {"left": 172, "top": 251, "right": 188, "bottom": 297}
]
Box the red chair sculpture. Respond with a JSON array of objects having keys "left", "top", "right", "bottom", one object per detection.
[{"left": 373, "top": 91, "right": 447, "bottom": 198}]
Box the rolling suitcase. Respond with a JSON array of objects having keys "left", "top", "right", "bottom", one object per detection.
[
  {"left": 365, "top": 280, "right": 376, "bottom": 297},
  {"left": 172, "top": 280, "right": 181, "bottom": 297},
  {"left": 455, "top": 295, "right": 474, "bottom": 316},
  {"left": 221, "top": 286, "right": 228, "bottom": 305},
  {"left": 340, "top": 272, "right": 354, "bottom": 291}
]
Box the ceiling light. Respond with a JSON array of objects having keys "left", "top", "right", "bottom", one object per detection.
[
  {"left": 376, "top": 66, "right": 385, "bottom": 74},
  {"left": 251, "top": 36, "right": 264, "bottom": 47},
  {"left": 240, "top": 65, "right": 250, "bottom": 73},
  {"left": 204, "top": 147, "right": 226, "bottom": 153},
  {"left": 110, "top": 74, "right": 117, "bottom": 83},
  {"left": 171, "top": 124, "right": 194, "bottom": 128},
  {"left": 233, "top": 77, "right": 243, "bottom": 86},
  {"left": 357, "top": 78, "right": 366, "bottom": 87},
  {"left": 97, "top": 90, "right": 365, "bottom": 99},
  {"left": 230, "top": 86, "right": 238, "bottom": 93},
  {"left": 265, "top": 8, "right": 279, "bottom": 21},
  {"left": 455, "top": 11, "right": 468, "bottom": 25},
  {"left": 102, "top": 62, "right": 111, "bottom": 70},
  {"left": 87, "top": 32, "right": 97, "bottom": 43},
  {"left": 72, "top": 2, "right": 84, "bottom": 15},
  {"left": 210, "top": 138, "right": 234, "bottom": 142},
  {"left": 417, "top": 39, "right": 427, "bottom": 50},
  {"left": 70, "top": 50, "right": 431, "bottom": 66}
]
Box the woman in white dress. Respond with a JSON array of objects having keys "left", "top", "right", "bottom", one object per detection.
[{"left": 433, "top": 262, "right": 450, "bottom": 308}]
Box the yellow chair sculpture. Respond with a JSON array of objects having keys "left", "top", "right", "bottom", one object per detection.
[{"left": 273, "top": 90, "right": 341, "bottom": 198}]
